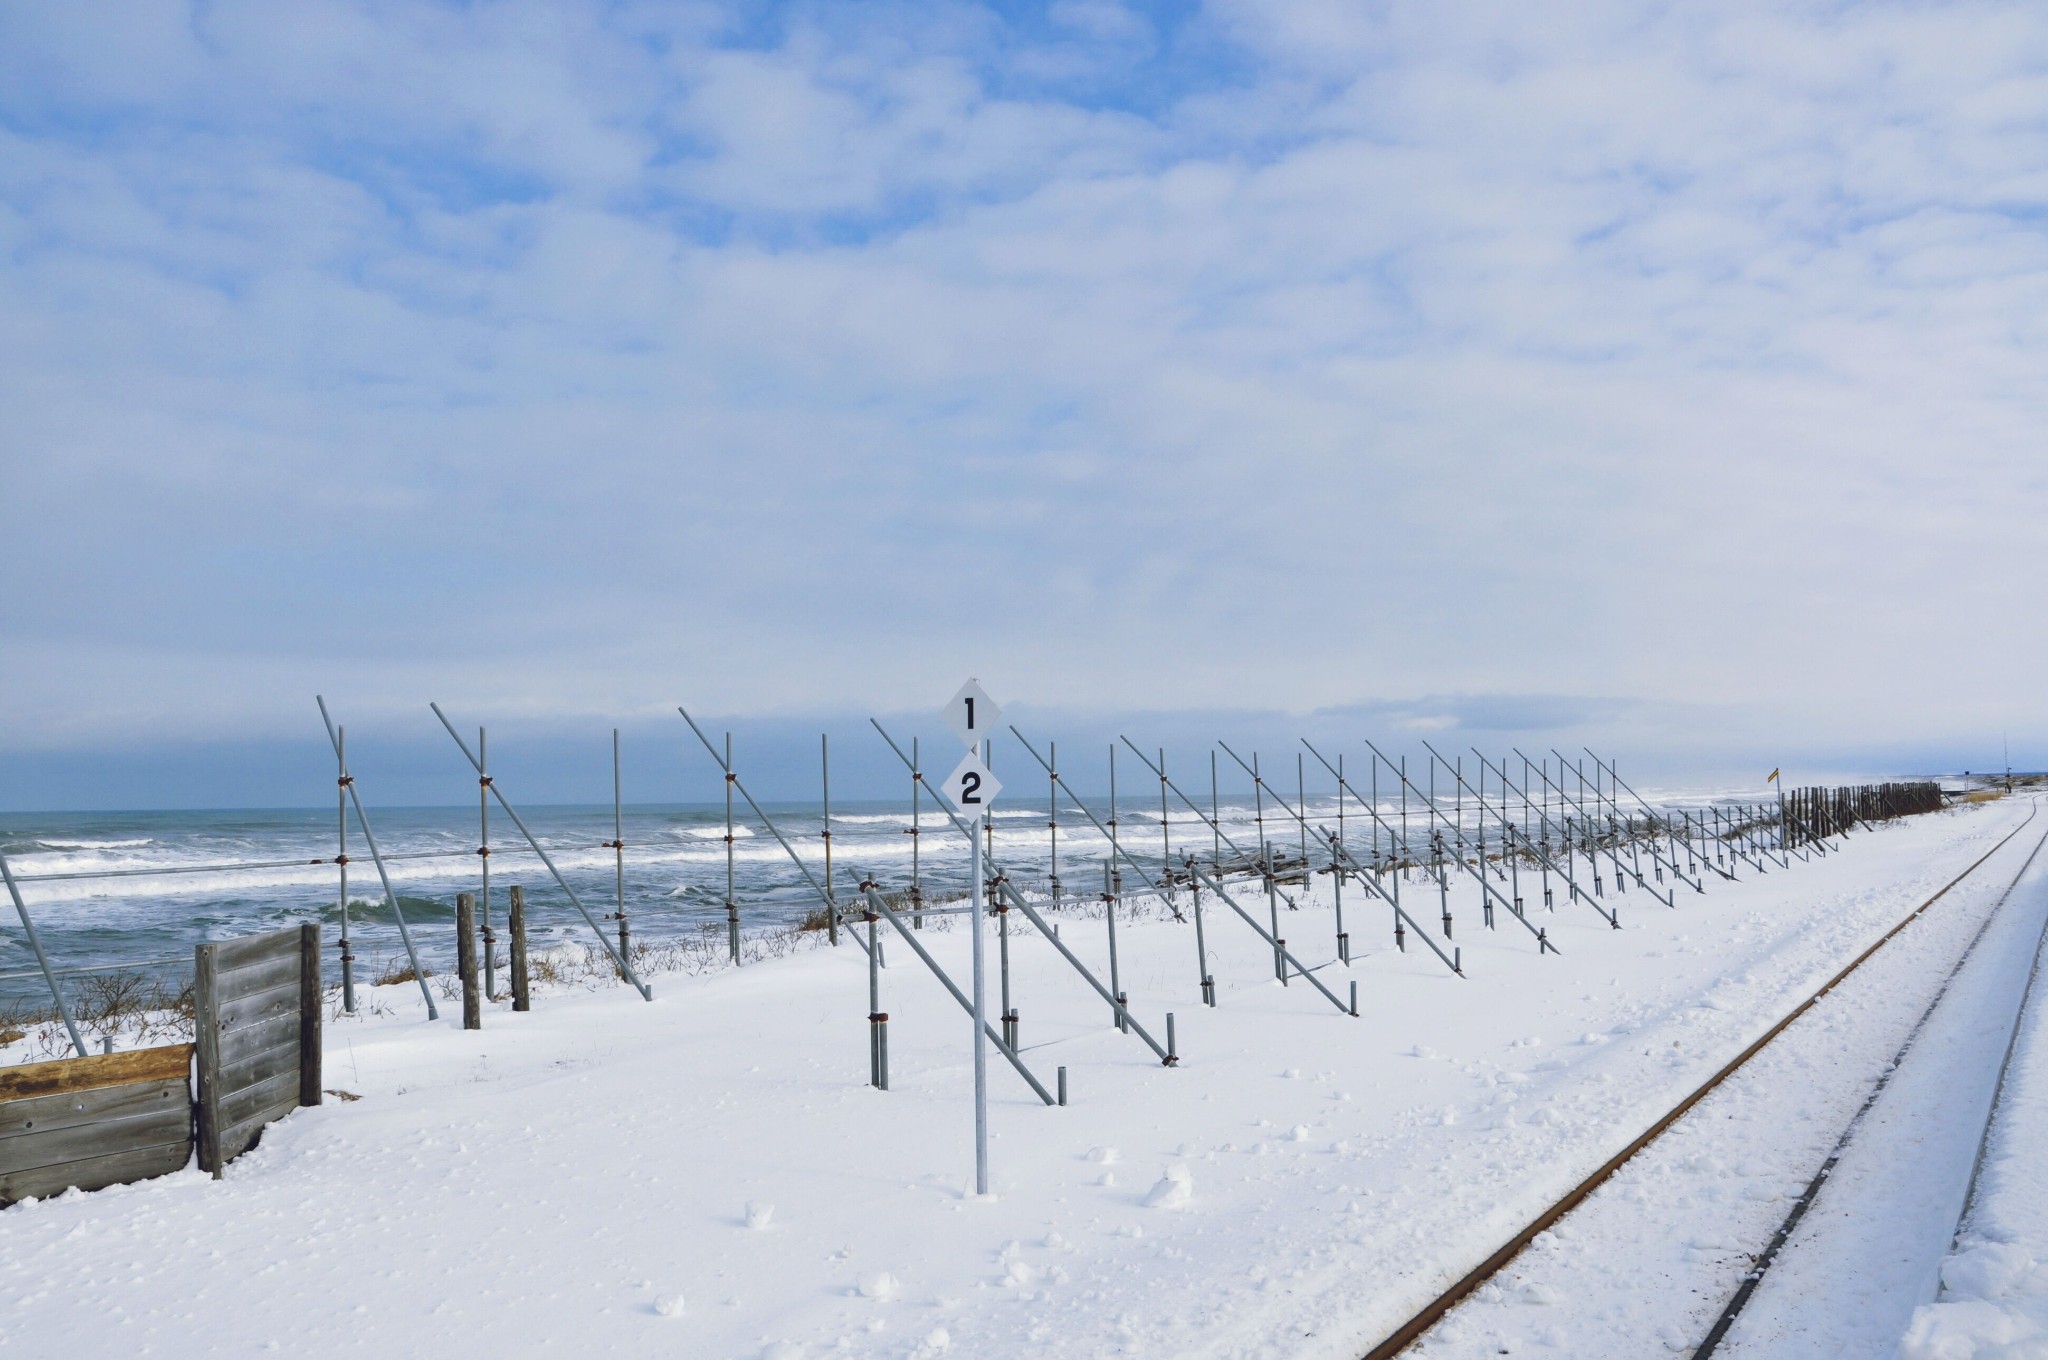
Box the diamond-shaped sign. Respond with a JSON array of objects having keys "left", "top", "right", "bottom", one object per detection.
[
  {"left": 943, "top": 678, "right": 1003, "bottom": 751},
  {"left": 940, "top": 749, "right": 1001, "bottom": 815}
]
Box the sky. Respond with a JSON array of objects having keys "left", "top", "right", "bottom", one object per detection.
[{"left": 2, "top": 1, "right": 2045, "bottom": 808}]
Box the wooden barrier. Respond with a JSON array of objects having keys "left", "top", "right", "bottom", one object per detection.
[
  {"left": 0, "top": 1044, "right": 194, "bottom": 1206},
  {"left": 194, "top": 923, "right": 322, "bottom": 1177}
]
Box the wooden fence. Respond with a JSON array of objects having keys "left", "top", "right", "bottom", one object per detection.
[
  {"left": 1782, "top": 781, "right": 1945, "bottom": 846},
  {"left": 0, "top": 922, "right": 325, "bottom": 1206},
  {"left": 0, "top": 1044, "right": 194, "bottom": 1206},
  {"left": 195, "top": 923, "right": 322, "bottom": 1176}
]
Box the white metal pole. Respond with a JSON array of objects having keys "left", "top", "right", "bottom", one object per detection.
[{"left": 971, "top": 736, "right": 989, "bottom": 1196}]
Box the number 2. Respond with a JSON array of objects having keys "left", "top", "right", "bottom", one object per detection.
[{"left": 961, "top": 771, "right": 982, "bottom": 803}]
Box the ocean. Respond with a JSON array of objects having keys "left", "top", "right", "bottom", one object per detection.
[{"left": 0, "top": 776, "right": 1749, "bottom": 1008}]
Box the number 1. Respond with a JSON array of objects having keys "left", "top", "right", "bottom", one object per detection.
[{"left": 965, "top": 696, "right": 975, "bottom": 730}]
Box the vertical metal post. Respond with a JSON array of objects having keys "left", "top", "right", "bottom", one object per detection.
[
  {"left": 479, "top": 727, "right": 496, "bottom": 1000},
  {"left": 1579, "top": 759, "right": 1603, "bottom": 895},
  {"left": 971, "top": 738, "right": 989, "bottom": 1196},
  {"left": 1297, "top": 753, "right": 1309, "bottom": 886},
  {"left": 1047, "top": 739, "right": 1059, "bottom": 905},
  {"left": 1507, "top": 760, "right": 1522, "bottom": 915},
  {"left": 1057, "top": 1066, "right": 1068, "bottom": 1107},
  {"left": 1194, "top": 845, "right": 1214, "bottom": 1007},
  {"left": 612, "top": 729, "right": 629, "bottom": 977},
  {"left": 822, "top": 733, "right": 837, "bottom": 946},
  {"left": 336, "top": 725, "right": 355, "bottom": 1015},
  {"left": 911, "top": 736, "right": 924, "bottom": 928},
  {"left": 1401, "top": 755, "right": 1409, "bottom": 883},
  {"left": 1251, "top": 750, "right": 1266, "bottom": 869},
  {"left": 1210, "top": 751, "right": 1222, "bottom": 877},
  {"left": 724, "top": 733, "right": 740, "bottom": 964},
  {"left": 1377, "top": 753, "right": 1395, "bottom": 908},
  {"left": 1108, "top": 743, "right": 1121, "bottom": 896},
  {"left": 1335, "top": 754, "right": 1348, "bottom": 963},
  {"left": 317, "top": 697, "right": 438, "bottom": 1020},
  {"left": 1104, "top": 859, "right": 1126, "bottom": 1029},
  {"left": 998, "top": 875, "right": 1016, "bottom": 1049},
  {"left": 1264, "top": 842, "right": 1286, "bottom": 983},
  {"left": 1166, "top": 1012, "right": 1177, "bottom": 1063},
  {"left": 1160, "top": 748, "right": 1173, "bottom": 906},
  {"left": 867, "top": 882, "right": 885, "bottom": 1090}
]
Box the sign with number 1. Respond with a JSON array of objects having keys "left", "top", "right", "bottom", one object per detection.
[{"left": 944, "top": 678, "right": 1002, "bottom": 751}]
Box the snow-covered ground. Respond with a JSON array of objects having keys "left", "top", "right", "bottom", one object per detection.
[
  {"left": 0, "top": 800, "right": 2030, "bottom": 1360},
  {"left": 1900, "top": 827, "right": 2048, "bottom": 1360},
  {"left": 1410, "top": 798, "right": 2048, "bottom": 1359}
]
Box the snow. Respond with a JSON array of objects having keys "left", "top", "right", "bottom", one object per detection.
[
  {"left": 0, "top": 801, "right": 2033, "bottom": 1359},
  {"left": 1901, "top": 841, "right": 2048, "bottom": 1360}
]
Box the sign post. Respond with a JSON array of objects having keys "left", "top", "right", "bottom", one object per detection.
[{"left": 941, "top": 678, "right": 1003, "bottom": 1196}]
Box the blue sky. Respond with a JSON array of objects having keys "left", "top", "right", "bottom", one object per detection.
[{"left": 3, "top": 1, "right": 2045, "bottom": 808}]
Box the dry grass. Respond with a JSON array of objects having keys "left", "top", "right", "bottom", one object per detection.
[{"left": 0, "top": 970, "right": 195, "bottom": 1062}]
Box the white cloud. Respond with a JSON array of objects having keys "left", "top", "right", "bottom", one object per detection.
[{"left": 0, "top": 0, "right": 2044, "bottom": 769}]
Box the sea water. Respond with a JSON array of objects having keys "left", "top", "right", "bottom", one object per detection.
[{"left": 0, "top": 781, "right": 1735, "bottom": 1007}]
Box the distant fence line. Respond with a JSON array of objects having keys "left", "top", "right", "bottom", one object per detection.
[{"left": 1782, "top": 782, "right": 1944, "bottom": 847}]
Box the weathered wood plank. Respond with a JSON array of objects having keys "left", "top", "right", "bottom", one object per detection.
[
  {"left": 0, "top": 1103, "right": 190, "bottom": 1177},
  {"left": 216, "top": 1104, "right": 293, "bottom": 1165},
  {"left": 216, "top": 977, "right": 302, "bottom": 1035},
  {"left": 457, "top": 892, "right": 480, "bottom": 1030},
  {"left": 216, "top": 1099, "right": 301, "bottom": 1164},
  {"left": 212, "top": 950, "right": 303, "bottom": 1002},
  {"left": 209, "top": 926, "right": 300, "bottom": 975},
  {"left": 194, "top": 942, "right": 224, "bottom": 1177},
  {"left": 509, "top": 884, "right": 531, "bottom": 1012},
  {"left": 0, "top": 1138, "right": 190, "bottom": 1206},
  {"left": 0, "top": 1045, "right": 192, "bottom": 1103},
  {"left": 298, "top": 922, "right": 322, "bottom": 1108},
  {"left": 0, "top": 1077, "right": 187, "bottom": 1144},
  {"left": 216, "top": 1039, "right": 299, "bottom": 1100},
  {"left": 217, "top": 1010, "right": 299, "bottom": 1070},
  {"left": 219, "top": 1067, "right": 300, "bottom": 1134}
]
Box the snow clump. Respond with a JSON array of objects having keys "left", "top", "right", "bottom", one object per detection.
[
  {"left": 858, "top": 1272, "right": 899, "bottom": 1301},
  {"left": 1143, "top": 1163, "right": 1194, "bottom": 1210},
  {"left": 745, "top": 1201, "right": 775, "bottom": 1229},
  {"left": 1942, "top": 1244, "right": 2038, "bottom": 1300},
  {"left": 653, "top": 1292, "right": 685, "bottom": 1318},
  {"left": 1898, "top": 1300, "right": 2043, "bottom": 1360}
]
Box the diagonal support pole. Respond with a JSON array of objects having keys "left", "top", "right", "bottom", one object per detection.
[
  {"left": 677, "top": 707, "right": 873, "bottom": 961},
  {"left": 1181, "top": 857, "right": 1355, "bottom": 1015},
  {"left": 1281, "top": 737, "right": 1543, "bottom": 955},
  {"left": 859, "top": 882, "right": 1056, "bottom": 1103},
  {"left": 317, "top": 697, "right": 438, "bottom": 1020},
  {"left": 433, "top": 704, "right": 652, "bottom": 1000},
  {"left": 871, "top": 720, "right": 1175, "bottom": 1065},
  {"left": 0, "top": 849, "right": 88, "bottom": 1057}
]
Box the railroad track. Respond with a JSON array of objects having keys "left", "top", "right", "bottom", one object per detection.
[{"left": 1358, "top": 800, "right": 2046, "bottom": 1360}]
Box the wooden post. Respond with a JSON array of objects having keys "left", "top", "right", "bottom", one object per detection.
[
  {"left": 509, "top": 884, "right": 530, "bottom": 1012},
  {"left": 456, "top": 892, "right": 481, "bottom": 1030},
  {"left": 193, "top": 941, "right": 224, "bottom": 1178},
  {"left": 298, "top": 923, "right": 323, "bottom": 1107}
]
